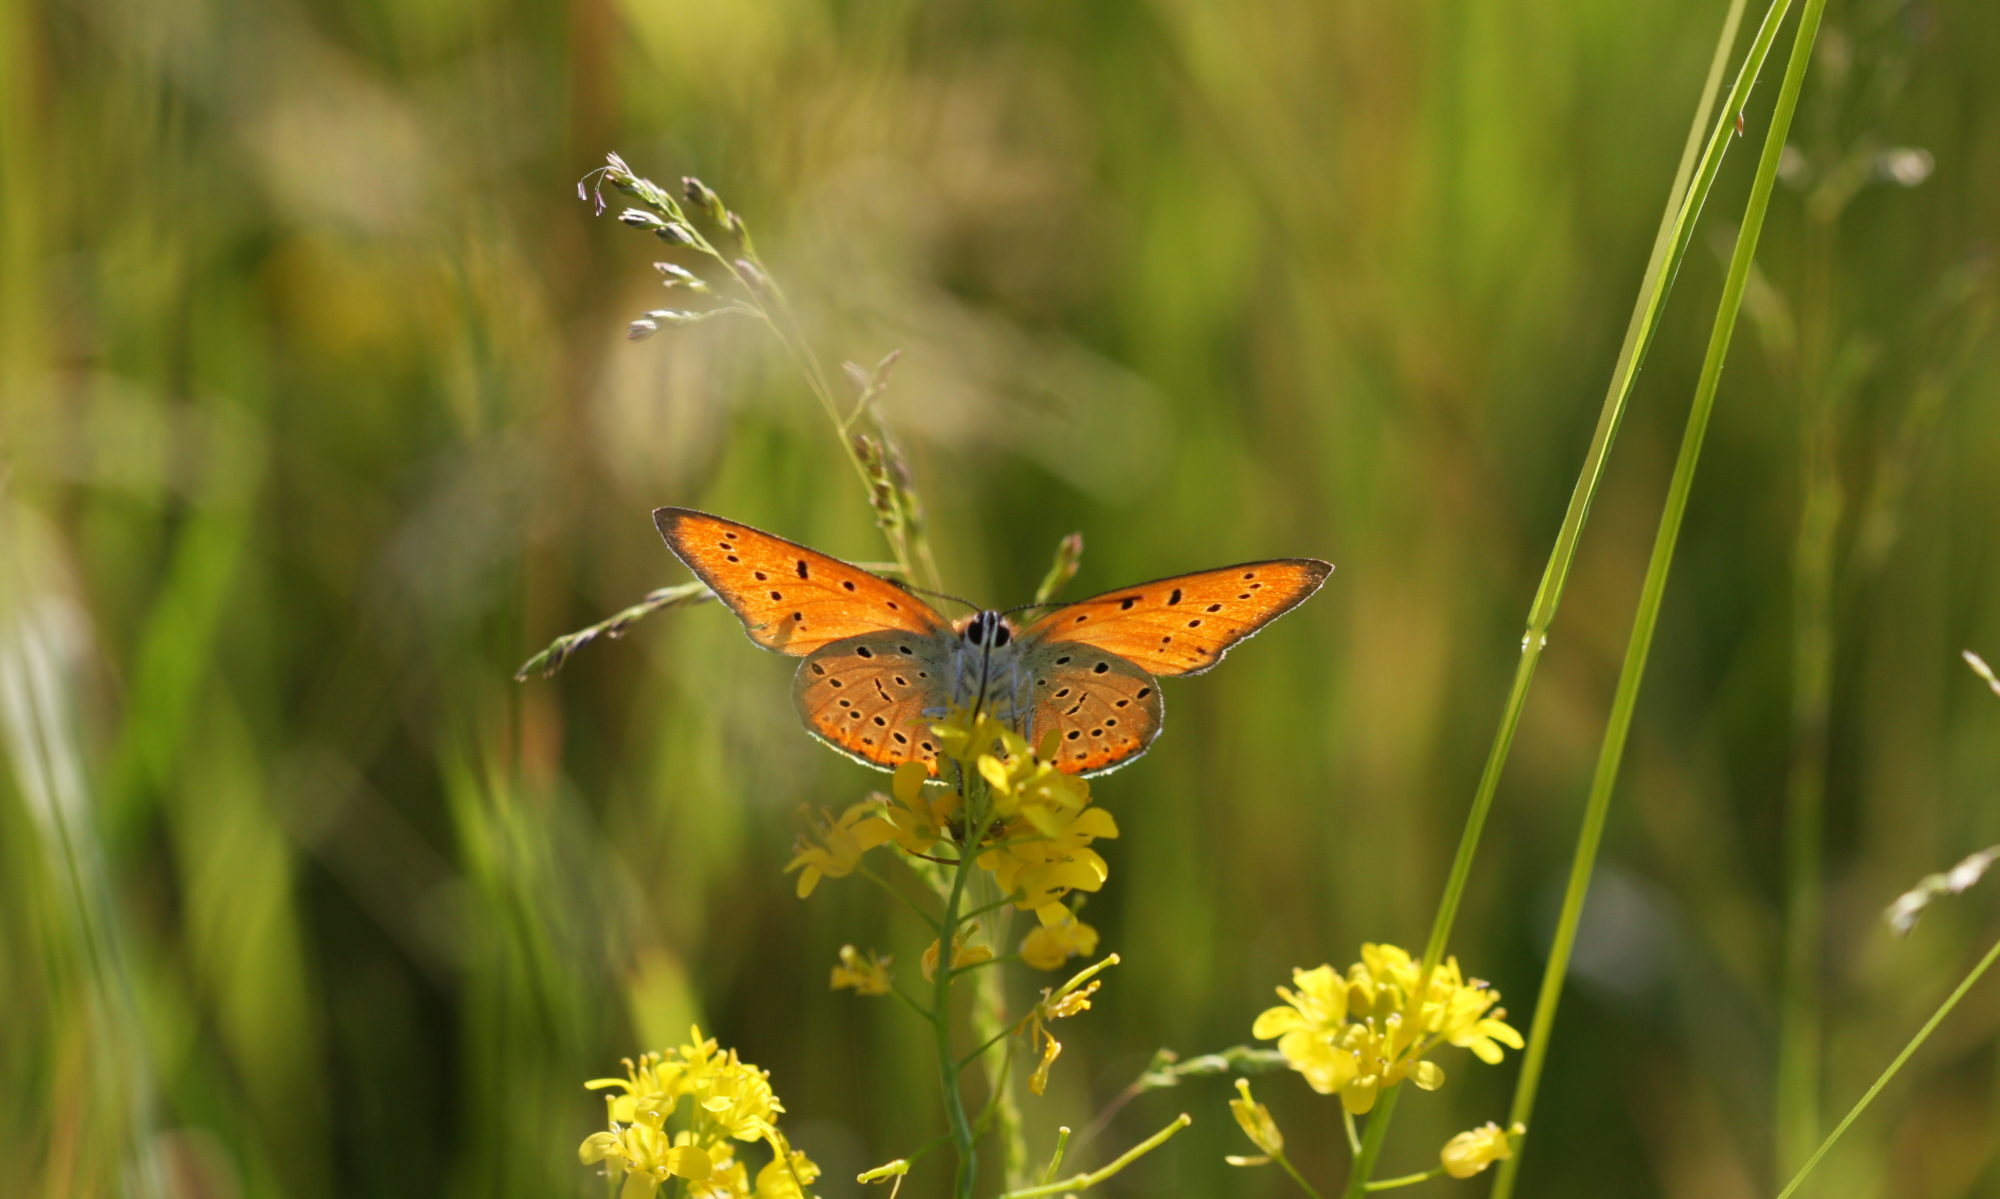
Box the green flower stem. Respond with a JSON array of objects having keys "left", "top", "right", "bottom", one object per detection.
[
  {"left": 867, "top": 1131, "right": 953, "bottom": 1179},
  {"left": 972, "top": 1043, "right": 1019, "bottom": 1136},
  {"left": 1039, "top": 1126, "right": 1071, "bottom": 1184},
  {"left": 1363, "top": 1165, "right": 1445, "bottom": 1191},
  {"left": 1342, "top": 1109, "right": 1362, "bottom": 1156},
  {"left": 960, "top": 1021, "right": 1020, "bottom": 1070},
  {"left": 1274, "top": 1150, "right": 1330, "bottom": 1199},
  {"left": 1414, "top": 0, "right": 1761, "bottom": 987},
  {"left": 1773, "top": 934, "right": 2000, "bottom": 1199},
  {"left": 952, "top": 953, "right": 1016, "bottom": 979},
  {"left": 1490, "top": 1, "right": 1827, "bottom": 1194},
  {"left": 995, "top": 1113, "right": 1193, "bottom": 1199},
  {"left": 959, "top": 893, "right": 1024, "bottom": 925},
  {"left": 859, "top": 862, "right": 944, "bottom": 933},
  {"left": 1339, "top": 1088, "right": 1402, "bottom": 1199},
  {"left": 934, "top": 775, "right": 996, "bottom": 1199},
  {"left": 889, "top": 983, "right": 937, "bottom": 1024},
  {"left": 965, "top": 867, "right": 1030, "bottom": 1187}
]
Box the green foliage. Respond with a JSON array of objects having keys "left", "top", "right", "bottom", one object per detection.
[{"left": 4, "top": 2, "right": 1999, "bottom": 1197}]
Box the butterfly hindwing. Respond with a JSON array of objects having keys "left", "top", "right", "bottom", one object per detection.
[
  {"left": 794, "top": 632, "right": 955, "bottom": 772},
  {"left": 1019, "top": 559, "right": 1331, "bottom": 677},
  {"left": 1016, "top": 645, "right": 1165, "bottom": 775},
  {"left": 655, "top": 508, "right": 948, "bottom": 656}
]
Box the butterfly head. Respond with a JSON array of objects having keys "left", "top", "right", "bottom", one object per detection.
[{"left": 955, "top": 610, "right": 1016, "bottom": 649}]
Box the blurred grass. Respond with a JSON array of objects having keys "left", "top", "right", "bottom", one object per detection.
[{"left": 4, "top": 1, "right": 1999, "bottom": 1197}]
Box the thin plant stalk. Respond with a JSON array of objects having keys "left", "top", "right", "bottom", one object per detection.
[
  {"left": 969, "top": 887, "right": 1030, "bottom": 1188},
  {"left": 1339, "top": 1087, "right": 1403, "bottom": 1199},
  {"left": 1343, "top": 0, "right": 1772, "bottom": 1183},
  {"left": 1775, "top": 172, "right": 1841, "bottom": 1185},
  {"left": 933, "top": 775, "right": 996, "bottom": 1199},
  {"left": 588, "top": 161, "right": 942, "bottom": 591},
  {"left": 1416, "top": 0, "right": 1760, "bottom": 983},
  {"left": 1490, "top": 1, "right": 1829, "bottom": 1193},
  {"left": 995, "top": 1114, "right": 1193, "bottom": 1199},
  {"left": 1773, "top": 933, "right": 2000, "bottom": 1199}
]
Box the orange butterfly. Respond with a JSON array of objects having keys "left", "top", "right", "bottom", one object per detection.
[{"left": 656, "top": 508, "right": 1331, "bottom": 776}]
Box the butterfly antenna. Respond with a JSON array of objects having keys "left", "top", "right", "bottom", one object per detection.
[
  {"left": 1000, "top": 601, "right": 1058, "bottom": 618},
  {"left": 903, "top": 583, "right": 980, "bottom": 613}
]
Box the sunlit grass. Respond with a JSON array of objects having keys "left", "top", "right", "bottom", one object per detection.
[{"left": 5, "top": 2, "right": 1999, "bottom": 1197}]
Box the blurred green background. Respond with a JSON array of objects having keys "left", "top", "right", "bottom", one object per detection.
[{"left": 5, "top": 0, "right": 1999, "bottom": 1195}]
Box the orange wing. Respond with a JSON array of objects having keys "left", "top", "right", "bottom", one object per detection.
[
  {"left": 1017, "top": 647, "right": 1165, "bottom": 775},
  {"left": 1018, "top": 559, "right": 1331, "bottom": 676},
  {"left": 793, "top": 633, "right": 956, "bottom": 772},
  {"left": 655, "top": 508, "right": 948, "bottom": 655}
]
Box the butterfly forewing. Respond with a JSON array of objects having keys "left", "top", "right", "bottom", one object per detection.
[
  {"left": 1015, "top": 645, "right": 1164, "bottom": 775},
  {"left": 794, "top": 633, "right": 955, "bottom": 772},
  {"left": 1019, "top": 559, "right": 1331, "bottom": 677},
  {"left": 655, "top": 508, "right": 948, "bottom": 656}
]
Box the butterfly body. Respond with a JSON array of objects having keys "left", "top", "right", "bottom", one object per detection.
[{"left": 656, "top": 508, "right": 1329, "bottom": 777}]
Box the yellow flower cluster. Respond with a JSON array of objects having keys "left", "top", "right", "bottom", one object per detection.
[
  {"left": 784, "top": 709, "right": 1114, "bottom": 971},
  {"left": 1252, "top": 944, "right": 1523, "bottom": 1115},
  {"left": 579, "top": 1029, "right": 821, "bottom": 1199}
]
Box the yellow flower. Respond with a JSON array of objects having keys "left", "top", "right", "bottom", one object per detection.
[
  {"left": 1016, "top": 961, "right": 1112, "bottom": 1096},
  {"left": 1427, "top": 967, "right": 1524, "bottom": 1064},
  {"left": 667, "top": 1027, "right": 728, "bottom": 1098},
  {"left": 877, "top": 762, "right": 960, "bottom": 854},
  {"left": 752, "top": 1132, "right": 822, "bottom": 1199},
  {"left": 586, "top": 1051, "right": 685, "bottom": 1126},
  {"left": 695, "top": 1057, "right": 782, "bottom": 1143},
  {"left": 1251, "top": 965, "right": 1371, "bottom": 1108},
  {"left": 1440, "top": 1122, "right": 1519, "bottom": 1179},
  {"left": 1251, "top": 947, "right": 1521, "bottom": 1115},
  {"left": 931, "top": 706, "right": 1089, "bottom": 828},
  {"left": 581, "top": 1032, "right": 811, "bottom": 1199},
  {"left": 1251, "top": 964, "right": 1348, "bottom": 1041},
  {"left": 580, "top": 1122, "right": 714, "bottom": 1197},
  {"left": 977, "top": 738, "right": 1090, "bottom": 828},
  {"left": 690, "top": 1155, "right": 751, "bottom": 1198},
  {"left": 784, "top": 800, "right": 895, "bottom": 898},
  {"left": 978, "top": 805, "right": 1118, "bottom": 911},
  {"left": 1225, "top": 1077, "right": 1284, "bottom": 1166},
  {"left": 1019, "top": 908, "right": 1100, "bottom": 970},
  {"left": 830, "top": 945, "right": 893, "bottom": 996},
  {"left": 921, "top": 925, "right": 995, "bottom": 982},
  {"left": 919, "top": 706, "right": 1117, "bottom": 914},
  {"left": 929, "top": 707, "right": 1018, "bottom": 766}
]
